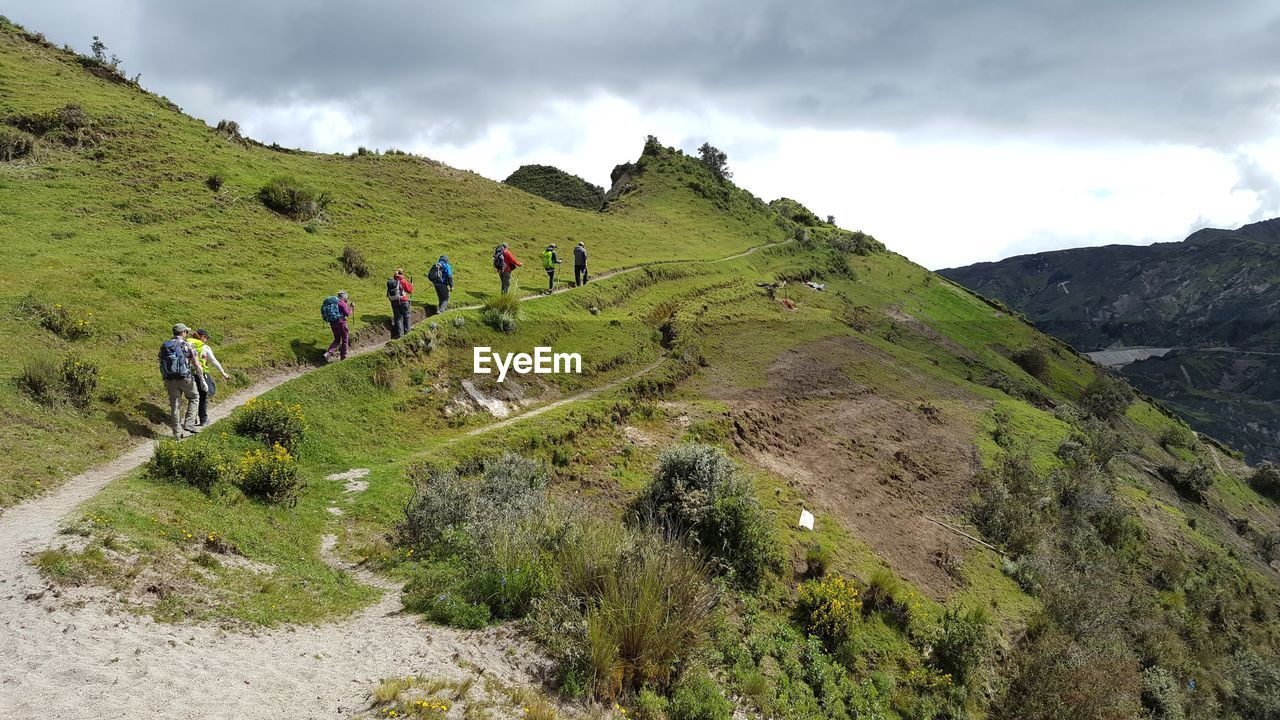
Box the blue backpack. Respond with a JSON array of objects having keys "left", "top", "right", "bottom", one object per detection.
[
  {"left": 321, "top": 295, "right": 343, "bottom": 322},
  {"left": 159, "top": 339, "right": 191, "bottom": 380}
]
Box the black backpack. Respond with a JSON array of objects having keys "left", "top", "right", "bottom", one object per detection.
[
  {"left": 493, "top": 246, "right": 505, "bottom": 271},
  {"left": 427, "top": 262, "right": 444, "bottom": 285}
]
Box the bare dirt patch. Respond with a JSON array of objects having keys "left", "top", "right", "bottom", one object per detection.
[{"left": 720, "top": 337, "right": 986, "bottom": 599}]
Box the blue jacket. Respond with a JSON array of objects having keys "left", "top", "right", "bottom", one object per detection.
[{"left": 434, "top": 260, "right": 454, "bottom": 286}]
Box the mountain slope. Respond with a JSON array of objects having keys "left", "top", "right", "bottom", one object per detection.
[
  {"left": 940, "top": 220, "right": 1280, "bottom": 462},
  {"left": 2, "top": 16, "right": 1279, "bottom": 720}
]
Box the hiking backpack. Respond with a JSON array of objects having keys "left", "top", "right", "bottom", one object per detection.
[
  {"left": 427, "top": 262, "right": 444, "bottom": 285},
  {"left": 387, "top": 276, "right": 403, "bottom": 301},
  {"left": 159, "top": 339, "right": 191, "bottom": 380},
  {"left": 493, "top": 246, "right": 506, "bottom": 272},
  {"left": 542, "top": 249, "right": 555, "bottom": 271},
  {"left": 321, "top": 295, "right": 343, "bottom": 323}
]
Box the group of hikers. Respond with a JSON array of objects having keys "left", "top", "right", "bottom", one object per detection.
[
  {"left": 159, "top": 240, "right": 590, "bottom": 439},
  {"left": 157, "top": 323, "right": 232, "bottom": 439},
  {"left": 351, "top": 240, "right": 590, "bottom": 347}
]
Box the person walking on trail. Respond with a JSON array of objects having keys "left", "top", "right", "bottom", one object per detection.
[
  {"left": 542, "top": 243, "right": 562, "bottom": 293},
  {"left": 495, "top": 243, "right": 522, "bottom": 294},
  {"left": 322, "top": 291, "right": 354, "bottom": 362},
  {"left": 188, "top": 328, "right": 231, "bottom": 426},
  {"left": 158, "top": 323, "right": 206, "bottom": 439},
  {"left": 427, "top": 255, "right": 454, "bottom": 312},
  {"left": 387, "top": 268, "right": 413, "bottom": 339},
  {"left": 573, "top": 241, "right": 588, "bottom": 286}
]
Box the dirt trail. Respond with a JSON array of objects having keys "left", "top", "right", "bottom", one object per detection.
[{"left": 0, "top": 240, "right": 784, "bottom": 719}]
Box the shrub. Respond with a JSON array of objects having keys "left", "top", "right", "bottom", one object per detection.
[
  {"left": 481, "top": 293, "right": 521, "bottom": 333},
  {"left": 930, "top": 606, "right": 995, "bottom": 688},
  {"left": 668, "top": 672, "right": 732, "bottom": 720},
  {"left": 697, "top": 142, "right": 731, "bottom": 181},
  {"left": 634, "top": 688, "right": 670, "bottom": 720},
  {"left": 404, "top": 587, "right": 491, "bottom": 629},
  {"left": 994, "top": 630, "right": 1143, "bottom": 720},
  {"left": 231, "top": 397, "right": 307, "bottom": 452},
  {"left": 1249, "top": 462, "right": 1280, "bottom": 501},
  {"left": 972, "top": 452, "right": 1048, "bottom": 556},
  {"left": 1140, "top": 666, "right": 1186, "bottom": 720},
  {"left": 147, "top": 439, "right": 229, "bottom": 493},
  {"left": 1159, "top": 463, "right": 1213, "bottom": 501},
  {"left": 796, "top": 575, "right": 862, "bottom": 649},
  {"left": 205, "top": 173, "right": 224, "bottom": 191},
  {"left": 215, "top": 119, "right": 241, "bottom": 139},
  {"left": 1012, "top": 347, "right": 1049, "bottom": 382},
  {"left": 340, "top": 245, "right": 369, "bottom": 277},
  {"left": 1079, "top": 374, "right": 1134, "bottom": 420},
  {"left": 0, "top": 126, "right": 35, "bottom": 161},
  {"left": 1159, "top": 424, "right": 1197, "bottom": 451},
  {"left": 237, "top": 443, "right": 304, "bottom": 505},
  {"left": 18, "top": 296, "right": 94, "bottom": 340},
  {"left": 59, "top": 355, "right": 99, "bottom": 406},
  {"left": 397, "top": 454, "right": 547, "bottom": 555},
  {"left": 257, "top": 176, "right": 331, "bottom": 220},
  {"left": 635, "top": 443, "right": 779, "bottom": 587}
]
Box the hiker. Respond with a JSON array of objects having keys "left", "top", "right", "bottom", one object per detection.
[
  {"left": 542, "top": 243, "right": 562, "bottom": 293},
  {"left": 158, "top": 323, "right": 206, "bottom": 438},
  {"left": 189, "top": 328, "right": 231, "bottom": 425},
  {"left": 427, "top": 255, "right": 454, "bottom": 312},
  {"left": 322, "top": 291, "right": 354, "bottom": 361},
  {"left": 495, "top": 243, "right": 522, "bottom": 294},
  {"left": 574, "top": 241, "right": 588, "bottom": 286},
  {"left": 387, "top": 268, "right": 413, "bottom": 339}
]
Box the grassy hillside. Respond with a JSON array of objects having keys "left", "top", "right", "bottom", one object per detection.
[
  {"left": 5, "top": 16, "right": 1280, "bottom": 720},
  {"left": 0, "top": 21, "right": 782, "bottom": 507}
]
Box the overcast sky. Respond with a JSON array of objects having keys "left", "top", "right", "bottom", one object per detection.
[{"left": 10, "top": 1, "right": 1280, "bottom": 268}]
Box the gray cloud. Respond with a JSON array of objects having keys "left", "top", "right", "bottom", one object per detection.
[{"left": 9, "top": 0, "right": 1280, "bottom": 151}]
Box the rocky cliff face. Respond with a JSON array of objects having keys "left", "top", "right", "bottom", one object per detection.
[{"left": 941, "top": 218, "right": 1280, "bottom": 462}]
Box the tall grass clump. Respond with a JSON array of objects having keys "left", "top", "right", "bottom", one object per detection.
[
  {"left": 634, "top": 443, "right": 779, "bottom": 588},
  {"left": 258, "top": 176, "right": 331, "bottom": 220},
  {"left": 481, "top": 293, "right": 521, "bottom": 333},
  {"left": 0, "top": 126, "right": 35, "bottom": 161},
  {"left": 231, "top": 397, "right": 307, "bottom": 452}
]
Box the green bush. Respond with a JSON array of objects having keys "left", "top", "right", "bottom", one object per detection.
[
  {"left": 205, "top": 173, "right": 224, "bottom": 191},
  {"left": 796, "top": 575, "right": 862, "bottom": 649},
  {"left": 237, "top": 443, "right": 304, "bottom": 505},
  {"left": 972, "top": 452, "right": 1048, "bottom": 556},
  {"left": 1159, "top": 463, "right": 1213, "bottom": 501},
  {"left": 340, "top": 245, "right": 369, "bottom": 277},
  {"left": 1224, "top": 649, "right": 1280, "bottom": 719},
  {"left": 481, "top": 293, "right": 521, "bottom": 333},
  {"left": 1079, "top": 373, "right": 1134, "bottom": 420},
  {"left": 1140, "top": 666, "right": 1186, "bottom": 720},
  {"left": 635, "top": 443, "right": 779, "bottom": 588},
  {"left": 257, "top": 176, "right": 331, "bottom": 220},
  {"left": 58, "top": 355, "right": 99, "bottom": 406},
  {"left": 18, "top": 295, "right": 94, "bottom": 340},
  {"left": 1249, "top": 462, "right": 1280, "bottom": 501},
  {"left": 0, "top": 126, "right": 35, "bottom": 161},
  {"left": 994, "top": 629, "right": 1144, "bottom": 720},
  {"left": 930, "top": 606, "right": 995, "bottom": 688},
  {"left": 147, "top": 439, "right": 230, "bottom": 493},
  {"left": 669, "top": 672, "right": 732, "bottom": 720},
  {"left": 16, "top": 352, "right": 99, "bottom": 407},
  {"left": 1012, "top": 347, "right": 1049, "bottom": 381},
  {"left": 634, "top": 688, "right": 670, "bottom": 720},
  {"left": 1159, "top": 424, "right": 1197, "bottom": 451},
  {"left": 231, "top": 397, "right": 307, "bottom": 452},
  {"left": 403, "top": 586, "right": 491, "bottom": 629}
]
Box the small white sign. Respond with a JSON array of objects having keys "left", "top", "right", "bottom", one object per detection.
[{"left": 798, "top": 509, "right": 815, "bottom": 530}]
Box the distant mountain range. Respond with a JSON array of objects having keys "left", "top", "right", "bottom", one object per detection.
[{"left": 941, "top": 218, "right": 1280, "bottom": 463}]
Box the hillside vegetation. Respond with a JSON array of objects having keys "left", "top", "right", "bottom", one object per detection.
[
  {"left": 503, "top": 164, "right": 606, "bottom": 211},
  {"left": 940, "top": 219, "right": 1280, "bottom": 463},
  {"left": 3, "top": 16, "right": 1280, "bottom": 720}
]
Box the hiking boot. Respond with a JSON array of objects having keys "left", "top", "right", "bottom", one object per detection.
[{"left": 183, "top": 424, "right": 202, "bottom": 434}]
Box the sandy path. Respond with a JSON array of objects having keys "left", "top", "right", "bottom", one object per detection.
[{"left": 0, "top": 240, "right": 784, "bottom": 719}]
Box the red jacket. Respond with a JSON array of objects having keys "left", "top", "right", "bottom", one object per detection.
[
  {"left": 501, "top": 247, "right": 522, "bottom": 273},
  {"left": 397, "top": 275, "right": 413, "bottom": 299}
]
